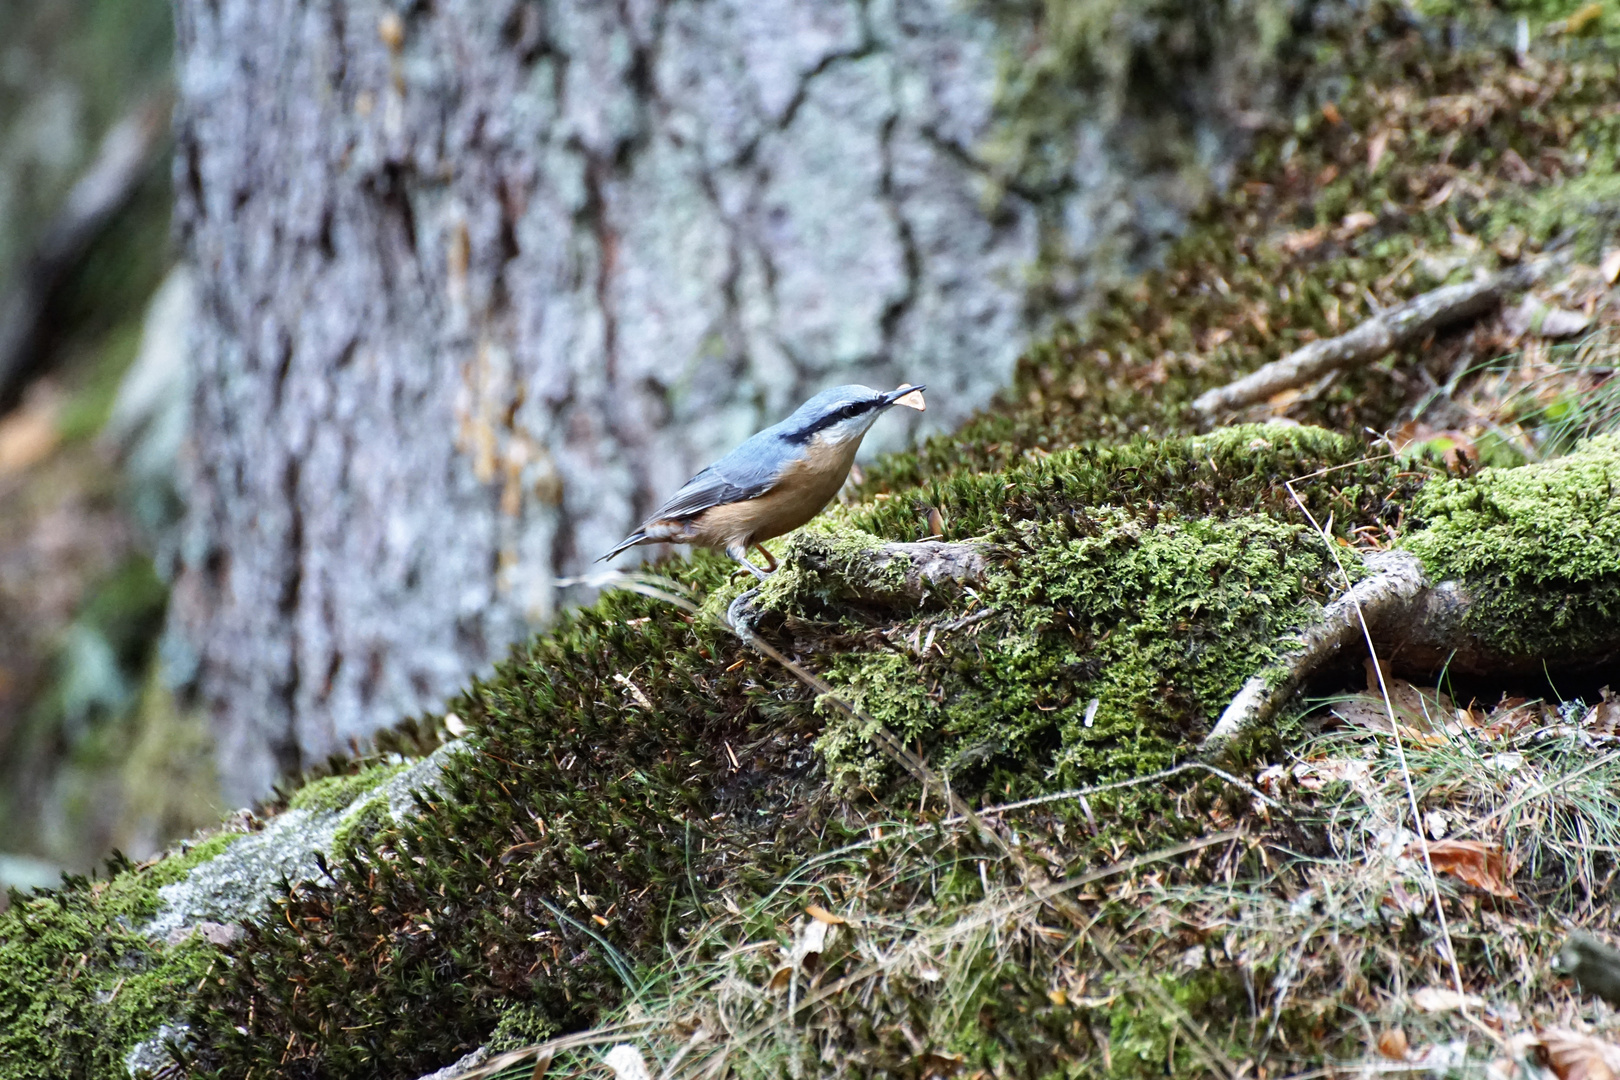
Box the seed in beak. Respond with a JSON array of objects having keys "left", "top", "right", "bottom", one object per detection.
[{"left": 891, "top": 384, "right": 926, "bottom": 411}]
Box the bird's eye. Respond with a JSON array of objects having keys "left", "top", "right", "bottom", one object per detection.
[{"left": 841, "top": 404, "right": 861, "bottom": 419}]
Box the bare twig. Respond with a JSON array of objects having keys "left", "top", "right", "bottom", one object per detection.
[
  {"left": 0, "top": 91, "right": 172, "bottom": 411},
  {"left": 1191, "top": 262, "right": 1553, "bottom": 419},
  {"left": 955, "top": 760, "right": 1285, "bottom": 822}
]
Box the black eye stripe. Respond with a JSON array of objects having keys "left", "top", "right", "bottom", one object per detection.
[{"left": 783, "top": 397, "right": 885, "bottom": 442}]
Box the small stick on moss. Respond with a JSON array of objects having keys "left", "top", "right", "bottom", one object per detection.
[
  {"left": 1202, "top": 549, "right": 1429, "bottom": 746},
  {"left": 1190, "top": 261, "right": 1551, "bottom": 420}
]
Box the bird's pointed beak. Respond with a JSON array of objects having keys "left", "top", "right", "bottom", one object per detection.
[{"left": 885, "top": 383, "right": 927, "bottom": 411}]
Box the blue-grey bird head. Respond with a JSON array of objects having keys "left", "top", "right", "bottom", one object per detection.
[{"left": 773, "top": 384, "right": 926, "bottom": 447}]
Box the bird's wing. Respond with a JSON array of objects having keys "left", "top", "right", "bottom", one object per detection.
[{"left": 648, "top": 436, "right": 786, "bottom": 522}]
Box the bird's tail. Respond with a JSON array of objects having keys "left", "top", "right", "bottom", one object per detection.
[{"left": 596, "top": 532, "right": 647, "bottom": 564}]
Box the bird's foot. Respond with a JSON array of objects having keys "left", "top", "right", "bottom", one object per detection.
[{"left": 752, "top": 543, "right": 779, "bottom": 574}]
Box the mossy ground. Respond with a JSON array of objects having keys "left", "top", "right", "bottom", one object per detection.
[
  {"left": 1403, "top": 432, "right": 1620, "bottom": 659},
  {"left": 0, "top": 838, "right": 237, "bottom": 1080},
  {"left": 8, "top": 3, "right": 1620, "bottom": 1078}
]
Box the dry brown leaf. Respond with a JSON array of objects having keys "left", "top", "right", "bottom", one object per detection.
[
  {"left": 1541, "top": 1027, "right": 1620, "bottom": 1080},
  {"left": 1378, "top": 1028, "right": 1411, "bottom": 1060},
  {"left": 1291, "top": 758, "right": 1371, "bottom": 793},
  {"left": 1332, "top": 670, "right": 1459, "bottom": 741},
  {"left": 1330, "top": 696, "right": 1407, "bottom": 734},
  {"left": 1412, "top": 839, "right": 1518, "bottom": 898},
  {"left": 917, "top": 1051, "right": 966, "bottom": 1078},
  {"left": 1482, "top": 698, "right": 1542, "bottom": 740},
  {"left": 1280, "top": 228, "right": 1326, "bottom": 255},
  {"left": 806, "top": 904, "right": 845, "bottom": 926},
  {"left": 1389, "top": 421, "right": 1478, "bottom": 472},
  {"left": 1423, "top": 178, "right": 1456, "bottom": 210},
  {"left": 1336, "top": 210, "right": 1378, "bottom": 239},
  {"left": 498, "top": 840, "right": 545, "bottom": 865},
  {"left": 1504, "top": 297, "right": 1591, "bottom": 339},
  {"left": 1265, "top": 387, "right": 1304, "bottom": 412},
  {"left": 1581, "top": 688, "right": 1620, "bottom": 737}
]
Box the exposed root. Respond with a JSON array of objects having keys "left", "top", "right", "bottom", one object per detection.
[
  {"left": 1191, "top": 261, "right": 1557, "bottom": 420},
  {"left": 1207, "top": 542, "right": 1620, "bottom": 746},
  {"left": 1204, "top": 550, "right": 1429, "bottom": 746}
]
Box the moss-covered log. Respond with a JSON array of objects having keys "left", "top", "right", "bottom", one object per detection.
[{"left": 1214, "top": 434, "right": 1620, "bottom": 739}]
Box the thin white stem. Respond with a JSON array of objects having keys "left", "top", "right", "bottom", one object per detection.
[{"left": 1283, "top": 480, "right": 1467, "bottom": 999}]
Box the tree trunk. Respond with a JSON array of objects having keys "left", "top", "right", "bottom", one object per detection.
[{"left": 170, "top": 0, "right": 1283, "bottom": 802}]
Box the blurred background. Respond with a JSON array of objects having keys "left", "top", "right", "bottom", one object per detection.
[{"left": 0, "top": 0, "right": 216, "bottom": 899}]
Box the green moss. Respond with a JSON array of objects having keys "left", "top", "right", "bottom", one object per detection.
[
  {"left": 146, "top": 830, "right": 241, "bottom": 889},
  {"left": 1401, "top": 434, "right": 1620, "bottom": 657},
  {"left": 814, "top": 510, "right": 1333, "bottom": 789},
  {"left": 1485, "top": 169, "right": 1620, "bottom": 264},
  {"left": 485, "top": 1001, "right": 560, "bottom": 1052},
  {"left": 1406, "top": 434, "right": 1620, "bottom": 583},
  {"left": 0, "top": 845, "right": 230, "bottom": 1080},
  {"left": 327, "top": 793, "right": 393, "bottom": 859},
  {"left": 285, "top": 761, "right": 408, "bottom": 815},
  {"left": 1414, "top": 0, "right": 1616, "bottom": 34}
]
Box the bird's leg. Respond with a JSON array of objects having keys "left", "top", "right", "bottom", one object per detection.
[
  {"left": 727, "top": 542, "right": 772, "bottom": 581},
  {"left": 752, "top": 543, "right": 779, "bottom": 574}
]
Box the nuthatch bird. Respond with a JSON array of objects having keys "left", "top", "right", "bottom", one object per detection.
[{"left": 599, "top": 383, "right": 927, "bottom": 578}]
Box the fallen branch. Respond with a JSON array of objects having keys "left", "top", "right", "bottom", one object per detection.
[
  {"left": 730, "top": 535, "right": 1618, "bottom": 749},
  {"left": 0, "top": 92, "right": 171, "bottom": 412},
  {"left": 1191, "top": 261, "right": 1553, "bottom": 419}
]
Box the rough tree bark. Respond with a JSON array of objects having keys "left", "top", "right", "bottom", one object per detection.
[{"left": 170, "top": 0, "right": 1284, "bottom": 801}]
